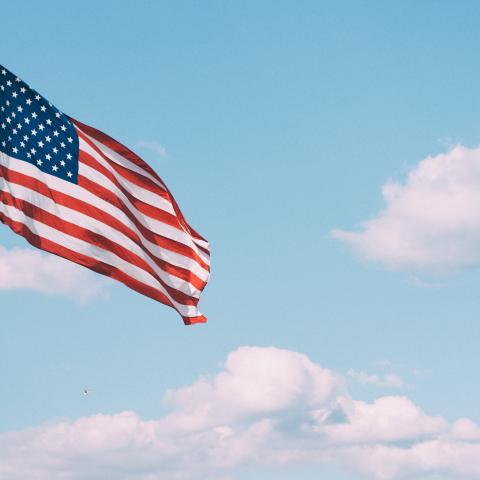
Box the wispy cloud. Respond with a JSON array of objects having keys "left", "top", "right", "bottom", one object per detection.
[
  {"left": 331, "top": 145, "right": 480, "bottom": 274},
  {"left": 406, "top": 276, "right": 448, "bottom": 289},
  {"left": 413, "top": 367, "right": 432, "bottom": 379},
  {"left": 374, "top": 359, "right": 393, "bottom": 370},
  {"left": 0, "top": 245, "right": 109, "bottom": 304},
  {"left": 347, "top": 368, "right": 407, "bottom": 388},
  {"left": 0, "top": 346, "right": 478, "bottom": 479},
  {"left": 135, "top": 140, "right": 167, "bottom": 159}
]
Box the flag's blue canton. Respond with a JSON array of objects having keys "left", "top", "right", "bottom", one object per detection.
[{"left": 0, "top": 66, "right": 78, "bottom": 184}]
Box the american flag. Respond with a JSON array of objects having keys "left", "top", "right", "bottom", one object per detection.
[{"left": 0, "top": 65, "right": 210, "bottom": 325}]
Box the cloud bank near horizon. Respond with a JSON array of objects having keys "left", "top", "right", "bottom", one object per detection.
[{"left": 1, "top": 346, "right": 479, "bottom": 480}]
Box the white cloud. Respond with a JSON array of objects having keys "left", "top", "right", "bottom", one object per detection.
[
  {"left": 347, "top": 369, "right": 407, "bottom": 388},
  {"left": 315, "top": 396, "right": 446, "bottom": 444},
  {"left": 163, "top": 346, "right": 342, "bottom": 431},
  {"left": 451, "top": 418, "right": 480, "bottom": 441},
  {"left": 0, "top": 245, "right": 109, "bottom": 304},
  {"left": 341, "top": 440, "right": 480, "bottom": 480},
  {"left": 331, "top": 145, "right": 480, "bottom": 273},
  {"left": 135, "top": 140, "right": 167, "bottom": 159},
  {"left": 0, "top": 346, "right": 479, "bottom": 480},
  {"left": 374, "top": 359, "right": 393, "bottom": 370}
]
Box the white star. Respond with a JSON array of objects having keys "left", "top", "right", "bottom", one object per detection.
[
  {"left": 55, "top": 112, "right": 61, "bottom": 118},
  {"left": 60, "top": 142, "right": 66, "bottom": 148},
  {"left": 23, "top": 135, "right": 29, "bottom": 141},
  {"left": 24, "top": 117, "right": 30, "bottom": 125},
  {"left": 26, "top": 98, "right": 32, "bottom": 105},
  {"left": 66, "top": 153, "right": 72, "bottom": 160},
  {"left": 53, "top": 130, "right": 59, "bottom": 137},
  {"left": 67, "top": 137, "right": 73, "bottom": 143},
  {"left": 31, "top": 112, "right": 38, "bottom": 119},
  {"left": 30, "top": 147, "right": 36, "bottom": 154},
  {"left": 52, "top": 165, "right": 58, "bottom": 172},
  {"left": 12, "top": 147, "right": 18, "bottom": 154},
  {"left": 37, "top": 141, "right": 44, "bottom": 148},
  {"left": 35, "top": 95, "right": 41, "bottom": 101},
  {"left": 1, "top": 69, "right": 6, "bottom": 75},
  {"left": 20, "top": 87, "right": 26, "bottom": 93},
  {"left": 53, "top": 147, "right": 58, "bottom": 154},
  {"left": 46, "top": 119, "right": 52, "bottom": 125},
  {"left": 6, "top": 80, "right": 12, "bottom": 86},
  {"left": 40, "top": 105, "right": 47, "bottom": 112},
  {"left": 38, "top": 124, "right": 45, "bottom": 131},
  {"left": 60, "top": 125, "right": 67, "bottom": 132},
  {"left": 67, "top": 171, "right": 73, "bottom": 178},
  {"left": 45, "top": 136, "right": 51, "bottom": 142},
  {"left": 31, "top": 129, "right": 37, "bottom": 136},
  {"left": 12, "top": 91, "right": 17, "bottom": 98},
  {"left": 60, "top": 160, "right": 66, "bottom": 166},
  {"left": 46, "top": 154, "right": 52, "bottom": 160},
  {"left": 17, "top": 105, "right": 23, "bottom": 113},
  {"left": 37, "top": 159, "right": 43, "bottom": 166}
]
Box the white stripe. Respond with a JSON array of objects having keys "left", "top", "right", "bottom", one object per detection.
[
  {"left": 193, "top": 238, "right": 210, "bottom": 250},
  {"left": 80, "top": 129, "right": 211, "bottom": 264},
  {"left": 79, "top": 138, "right": 176, "bottom": 215},
  {"left": 79, "top": 162, "right": 203, "bottom": 252},
  {"left": 0, "top": 154, "right": 210, "bottom": 281},
  {"left": 0, "top": 202, "right": 200, "bottom": 318},
  {"left": 0, "top": 180, "right": 202, "bottom": 299},
  {"left": 195, "top": 246, "right": 210, "bottom": 266},
  {"left": 77, "top": 126, "right": 167, "bottom": 191}
]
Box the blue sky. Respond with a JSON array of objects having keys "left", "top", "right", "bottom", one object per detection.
[{"left": 1, "top": 2, "right": 480, "bottom": 479}]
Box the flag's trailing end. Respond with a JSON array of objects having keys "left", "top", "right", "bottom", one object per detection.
[{"left": 0, "top": 65, "right": 210, "bottom": 325}]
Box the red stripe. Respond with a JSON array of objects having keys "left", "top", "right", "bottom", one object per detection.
[
  {"left": 72, "top": 119, "right": 210, "bottom": 248},
  {"left": 169, "top": 193, "right": 210, "bottom": 254},
  {"left": 0, "top": 210, "right": 179, "bottom": 312},
  {"left": 78, "top": 149, "right": 185, "bottom": 232},
  {"left": 184, "top": 315, "right": 207, "bottom": 325},
  {"left": 78, "top": 172, "right": 210, "bottom": 272},
  {"left": 1, "top": 117, "right": 209, "bottom": 325},
  {"left": 0, "top": 206, "right": 202, "bottom": 325},
  {"left": 71, "top": 118, "right": 168, "bottom": 189},
  {"left": 77, "top": 128, "right": 171, "bottom": 198},
  {"left": 0, "top": 165, "right": 209, "bottom": 288},
  {"left": 0, "top": 190, "right": 199, "bottom": 307}
]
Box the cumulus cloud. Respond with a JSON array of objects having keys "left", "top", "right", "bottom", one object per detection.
[
  {"left": 163, "top": 346, "right": 342, "bottom": 431},
  {"left": 135, "top": 140, "right": 167, "bottom": 159},
  {"left": 347, "top": 369, "right": 407, "bottom": 388},
  {"left": 316, "top": 396, "right": 446, "bottom": 444},
  {"left": 331, "top": 145, "right": 480, "bottom": 273},
  {"left": 451, "top": 418, "right": 480, "bottom": 441},
  {"left": 0, "top": 245, "right": 109, "bottom": 304},
  {"left": 1, "top": 345, "right": 479, "bottom": 479}
]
